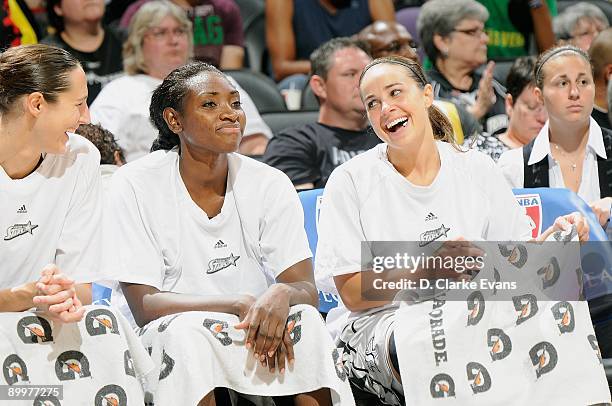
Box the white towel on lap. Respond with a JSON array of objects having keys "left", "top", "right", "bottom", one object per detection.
[
  {"left": 138, "top": 304, "right": 355, "bottom": 405},
  {"left": 0, "top": 305, "right": 153, "bottom": 406},
  {"left": 393, "top": 231, "right": 611, "bottom": 405}
]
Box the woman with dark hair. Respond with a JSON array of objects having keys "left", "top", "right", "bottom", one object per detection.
[
  {"left": 104, "top": 61, "right": 354, "bottom": 405},
  {"left": 466, "top": 56, "right": 548, "bottom": 161},
  {"left": 314, "top": 55, "right": 603, "bottom": 405},
  {"left": 42, "top": 0, "right": 123, "bottom": 104},
  {"left": 0, "top": 44, "right": 150, "bottom": 404},
  {"left": 499, "top": 45, "right": 612, "bottom": 228}
]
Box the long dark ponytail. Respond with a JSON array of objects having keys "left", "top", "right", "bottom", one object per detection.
[{"left": 359, "top": 55, "right": 455, "bottom": 145}]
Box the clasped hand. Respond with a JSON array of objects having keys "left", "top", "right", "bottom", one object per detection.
[
  {"left": 234, "top": 285, "right": 294, "bottom": 374},
  {"left": 32, "top": 264, "right": 85, "bottom": 323}
]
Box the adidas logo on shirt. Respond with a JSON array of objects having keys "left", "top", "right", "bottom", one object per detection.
[
  {"left": 214, "top": 240, "right": 227, "bottom": 249},
  {"left": 425, "top": 212, "right": 438, "bottom": 222},
  {"left": 16, "top": 205, "right": 27, "bottom": 214}
]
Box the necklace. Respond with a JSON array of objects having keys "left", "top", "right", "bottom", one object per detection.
[{"left": 551, "top": 143, "right": 581, "bottom": 171}]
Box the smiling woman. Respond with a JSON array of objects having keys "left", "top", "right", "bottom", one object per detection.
[
  {"left": 103, "top": 61, "right": 355, "bottom": 405},
  {"left": 0, "top": 44, "right": 152, "bottom": 404},
  {"left": 314, "top": 55, "right": 600, "bottom": 405}
]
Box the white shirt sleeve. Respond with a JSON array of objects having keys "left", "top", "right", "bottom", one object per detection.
[
  {"left": 315, "top": 168, "right": 367, "bottom": 283},
  {"left": 54, "top": 147, "right": 103, "bottom": 283},
  {"left": 90, "top": 83, "right": 127, "bottom": 139},
  {"left": 227, "top": 76, "right": 273, "bottom": 139},
  {"left": 259, "top": 172, "right": 312, "bottom": 278},
  {"left": 103, "top": 172, "right": 166, "bottom": 289},
  {"left": 497, "top": 147, "right": 525, "bottom": 189},
  {"left": 483, "top": 155, "right": 532, "bottom": 241}
]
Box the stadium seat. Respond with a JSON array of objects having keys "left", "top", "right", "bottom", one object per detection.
[
  {"left": 300, "top": 85, "right": 319, "bottom": 111},
  {"left": 396, "top": 7, "right": 425, "bottom": 61},
  {"left": 243, "top": 11, "right": 268, "bottom": 73},
  {"left": 234, "top": 0, "right": 264, "bottom": 29},
  {"left": 261, "top": 110, "right": 319, "bottom": 136},
  {"left": 225, "top": 69, "right": 287, "bottom": 113}
]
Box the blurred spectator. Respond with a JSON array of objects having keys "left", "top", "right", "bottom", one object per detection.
[
  {"left": 359, "top": 20, "right": 482, "bottom": 144},
  {"left": 358, "top": 20, "right": 418, "bottom": 62},
  {"left": 467, "top": 56, "right": 546, "bottom": 161},
  {"left": 264, "top": 37, "right": 379, "bottom": 189},
  {"left": 478, "top": 0, "right": 556, "bottom": 59},
  {"left": 75, "top": 123, "right": 125, "bottom": 184},
  {"left": 90, "top": 0, "right": 270, "bottom": 162},
  {"left": 609, "top": 76, "right": 612, "bottom": 128},
  {"left": 120, "top": 0, "right": 244, "bottom": 69},
  {"left": 0, "top": 0, "right": 42, "bottom": 48},
  {"left": 589, "top": 27, "right": 612, "bottom": 129},
  {"left": 554, "top": 2, "right": 609, "bottom": 51},
  {"left": 42, "top": 0, "right": 123, "bottom": 104},
  {"left": 266, "top": 0, "right": 394, "bottom": 89},
  {"left": 418, "top": 0, "right": 508, "bottom": 134}
]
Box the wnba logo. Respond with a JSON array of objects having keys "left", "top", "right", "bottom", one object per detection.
[{"left": 430, "top": 373, "right": 455, "bottom": 398}]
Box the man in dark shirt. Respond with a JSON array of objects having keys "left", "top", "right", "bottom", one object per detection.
[
  {"left": 589, "top": 28, "right": 612, "bottom": 130},
  {"left": 264, "top": 37, "right": 379, "bottom": 189}
]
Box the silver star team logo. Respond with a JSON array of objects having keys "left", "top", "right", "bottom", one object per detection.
[
  {"left": 206, "top": 253, "right": 240, "bottom": 274},
  {"left": 4, "top": 220, "right": 38, "bottom": 240}
]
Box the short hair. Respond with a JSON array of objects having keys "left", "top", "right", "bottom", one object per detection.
[
  {"left": 359, "top": 56, "right": 454, "bottom": 144},
  {"left": 75, "top": 123, "right": 125, "bottom": 165},
  {"left": 150, "top": 62, "right": 225, "bottom": 152},
  {"left": 506, "top": 56, "right": 537, "bottom": 102},
  {"left": 417, "top": 0, "right": 489, "bottom": 63},
  {"left": 553, "top": 2, "right": 609, "bottom": 41},
  {"left": 0, "top": 44, "right": 81, "bottom": 115},
  {"left": 534, "top": 44, "right": 592, "bottom": 89},
  {"left": 310, "top": 37, "right": 370, "bottom": 80},
  {"left": 123, "top": 0, "right": 193, "bottom": 76},
  {"left": 589, "top": 28, "right": 612, "bottom": 80}
]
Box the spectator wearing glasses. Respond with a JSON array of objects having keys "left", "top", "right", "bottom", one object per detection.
[
  {"left": 42, "top": 0, "right": 123, "bottom": 104},
  {"left": 119, "top": 0, "right": 244, "bottom": 70},
  {"left": 417, "top": 0, "right": 507, "bottom": 135},
  {"left": 90, "top": 1, "right": 271, "bottom": 162},
  {"left": 358, "top": 21, "right": 418, "bottom": 62},
  {"left": 554, "top": 2, "right": 609, "bottom": 52}
]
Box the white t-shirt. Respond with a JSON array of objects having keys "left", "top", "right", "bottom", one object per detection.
[
  {"left": 104, "top": 149, "right": 311, "bottom": 324},
  {"left": 90, "top": 74, "right": 273, "bottom": 163},
  {"left": 0, "top": 133, "right": 103, "bottom": 287},
  {"left": 497, "top": 118, "right": 607, "bottom": 204},
  {"left": 315, "top": 142, "right": 532, "bottom": 336}
]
